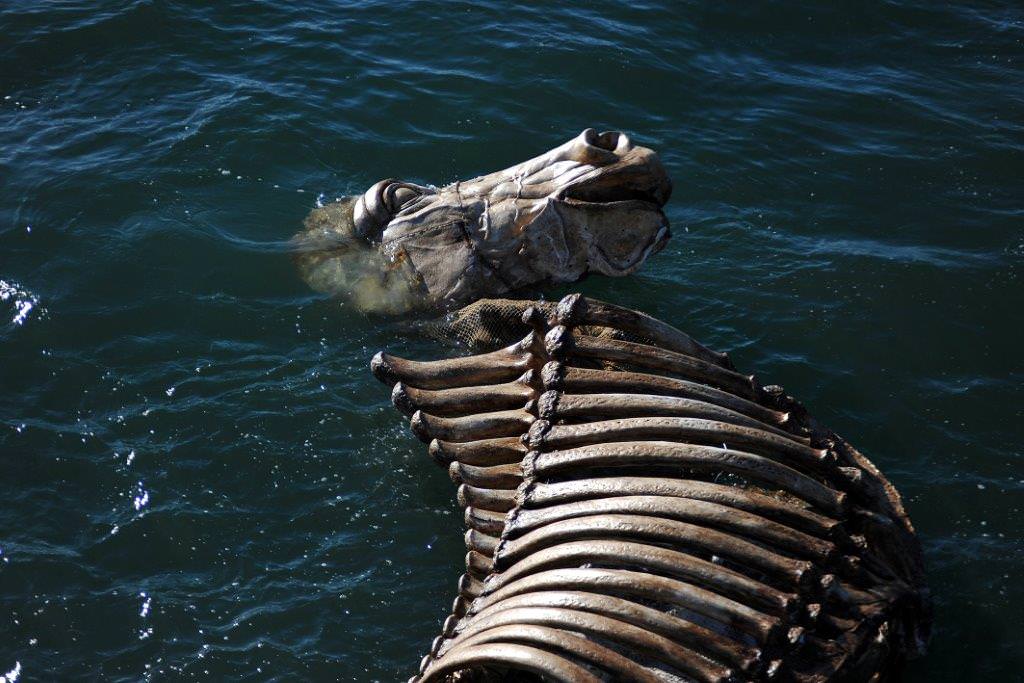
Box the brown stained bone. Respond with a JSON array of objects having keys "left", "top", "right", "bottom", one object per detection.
[
  {"left": 438, "top": 624, "right": 666, "bottom": 683},
  {"left": 483, "top": 539, "right": 800, "bottom": 617},
  {"left": 468, "top": 568, "right": 780, "bottom": 649},
  {"left": 464, "top": 506, "right": 506, "bottom": 537},
  {"left": 441, "top": 606, "right": 737, "bottom": 683},
  {"left": 466, "top": 550, "right": 494, "bottom": 579},
  {"left": 410, "top": 408, "right": 534, "bottom": 443},
  {"left": 528, "top": 417, "right": 830, "bottom": 474},
  {"left": 391, "top": 372, "right": 535, "bottom": 417},
  {"left": 506, "top": 495, "right": 836, "bottom": 562},
  {"left": 496, "top": 514, "right": 817, "bottom": 589},
  {"left": 371, "top": 293, "right": 928, "bottom": 682},
  {"left": 419, "top": 642, "right": 603, "bottom": 683},
  {"left": 371, "top": 334, "right": 537, "bottom": 390},
  {"left": 546, "top": 326, "right": 758, "bottom": 399},
  {"left": 541, "top": 390, "right": 804, "bottom": 442},
  {"left": 544, "top": 362, "right": 789, "bottom": 426},
  {"left": 458, "top": 573, "right": 485, "bottom": 601},
  {"left": 449, "top": 461, "right": 522, "bottom": 489},
  {"left": 457, "top": 484, "right": 516, "bottom": 512},
  {"left": 829, "top": 438, "right": 928, "bottom": 604},
  {"left": 428, "top": 437, "right": 525, "bottom": 467},
  {"left": 529, "top": 441, "right": 846, "bottom": 516},
  {"left": 448, "top": 598, "right": 471, "bottom": 624},
  {"left": 522, "top": 477, "right": 840, "bottom": 539},
  {"left": 551, "top": 292, "right": 731, "bottom": 368},
  {"left": 464, "top": 528, "right": 499, "bottom": 557}
]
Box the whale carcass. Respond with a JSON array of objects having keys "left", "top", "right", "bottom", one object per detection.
[
  {"left": 295, "top": 130, "right": 671, "bottom": 313},
  {"left": 372, "top": 294, "right": 930, "bottom": 682}
]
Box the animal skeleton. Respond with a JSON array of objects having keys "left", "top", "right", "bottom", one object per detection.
[{"left": 373, "top": 294, "right": 930, "bottom": 682}]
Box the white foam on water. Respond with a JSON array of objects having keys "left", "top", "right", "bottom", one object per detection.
[
  {"left": 133, "top": 482, "right": 150, "bottom": 511},
  {"left": 0, "top": 280, "right": 42, "bottom": 326},
  {"left": 138, "top": 593, "right": 154, "bottom": 639},
  {"left": 2, "top": 662, "right": 21, "bottom": 682}
]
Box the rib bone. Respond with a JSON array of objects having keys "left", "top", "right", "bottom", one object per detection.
[
  {"left": 371, "top": 293, "right": 929, "bottom": 682},
  {"left": 528, "top": 442, "right": 846, "bottom": 515}
]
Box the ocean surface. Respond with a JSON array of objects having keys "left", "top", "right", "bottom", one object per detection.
[{"left": 1, "top": 2, "right": 1022, "bottom": 680}]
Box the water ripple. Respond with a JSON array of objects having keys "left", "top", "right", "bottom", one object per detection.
[{"left": 1, "top": 0, "right": 1021, "bottom": 680}]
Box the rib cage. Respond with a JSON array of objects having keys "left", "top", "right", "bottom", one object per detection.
[{"left": 371, "top": 294, "right": 929, "bottom": 682}]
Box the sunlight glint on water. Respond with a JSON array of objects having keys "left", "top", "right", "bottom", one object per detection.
[{"left": 0, "top": 2, "right": 1021, "bottom": 680}]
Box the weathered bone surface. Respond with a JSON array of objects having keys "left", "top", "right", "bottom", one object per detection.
[
  {"left": 372, "top": 294, "right": 930, "bottom": 682},
  {"left": 295, "top": 130, "right": 671, "bottom": 313}
]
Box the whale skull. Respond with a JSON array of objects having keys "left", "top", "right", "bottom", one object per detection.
[{"left": 294, "top": 129, "right": 672, "bottom": 313}]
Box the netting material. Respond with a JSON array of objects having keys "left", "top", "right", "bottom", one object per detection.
[{"left": 422, "top": 298, "right": 657, "bottom": 353}]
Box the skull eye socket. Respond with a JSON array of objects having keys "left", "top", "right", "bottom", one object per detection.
[
  {"left": 389, "top": 186, "right": 419, "bottom": 211},
  {"left": 383, "top": 182, "right": 429, "bottom": 213},
  {"left": 586, "top": 129, "right": 620, "bottom": 151},
  {"left": 580, "top": 128, "right": 630, "bottom": 155}
]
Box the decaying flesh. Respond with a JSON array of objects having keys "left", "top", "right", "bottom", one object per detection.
[
  {"left": 372, "top": 294, "right": 930, "bottom": 682},
  {"left": 294, "top": 129, "right": 672, "bottom": 313}
]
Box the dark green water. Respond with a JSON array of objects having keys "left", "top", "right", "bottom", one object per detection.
[{"left": 1, "top": 2, "right": 1022, "bottom": 680}]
